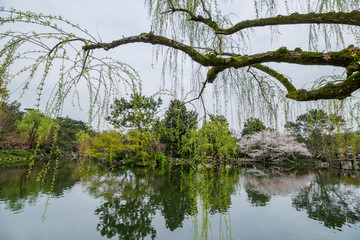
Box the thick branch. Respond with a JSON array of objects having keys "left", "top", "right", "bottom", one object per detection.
[
  {"left": 251, "top": 64, "right": 296, "bottom": 92},
  {"left": 286, "top": 72, "right": 360, "bottom": 101},
  {"left": 216, "top": 11, "right": 360, "bottom": 35},
  {"left": 83, "top": 32, "right": 218, "bottom": 66},
  {"left": 206, "top": 66, "right": 227, "bottom": 83},
  {"left": 83, "top": 34, "right": 360, "bottom": 101},
  {"left": 83, "top": 35, "right": 360, "bottom": 71}
]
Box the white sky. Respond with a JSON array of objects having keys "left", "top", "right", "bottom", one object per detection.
[{"left": 1, "top": 0, "right": 358, "bottom": 130}]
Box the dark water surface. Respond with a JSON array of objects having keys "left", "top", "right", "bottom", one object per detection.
[{"left": 1, "top": 162, "right": 359, "bottom": 240}]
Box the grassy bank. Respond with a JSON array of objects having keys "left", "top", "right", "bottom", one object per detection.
[{"left": 0, "top": 150, "right": 33, "bottom": 167}]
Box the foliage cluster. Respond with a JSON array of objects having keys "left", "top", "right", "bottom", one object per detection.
[
  {"left": 2, "top": 97, "right": 359, "bottom": 165},
  {"left": 106, "top": 93, "right": 162, "bottom": 131},
  {"left": 182, "top": 116, "right": 237, "bottom": 161},
  {"left": 85, "top": 97, "right": 360, "bottom": 165},
  {"left": 285, "top": 109, "right": 349, "bottom": 158},
  {"left": 154, "top": 99, "right": 198, "bottom": 157},
  {"left": 0, "top": 100, "right": 92, "bottom": 157},
  {"left": 86, "top": 95, "right": 238, "bottom": 165},
  {"left": 239, "top": 111, "right": 360, "bottom": 161}
]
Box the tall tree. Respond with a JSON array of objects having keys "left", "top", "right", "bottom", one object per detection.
[
  {"left": 106, "top": 93, "right": 162, "bottom": 131},
  {"left": 285, "top": 109, "right": 346, "bottom": 158},
  {"left": 241, "top": 117, "right": 266, "bottom": 136},
  {"left": 0, "top": 101, "right": 24, "bottom": 139},
  {"left": 16, "top": 110, "right": 53, "bottom": 149},
  {"left": 57, "top": 117, "right": 90, "bottom": 152},
  {"left": 157, "top": 99, "right": 198, "bottom": 156},
  {"left": 182, "top": 116, "right": 237, "bottom": 159}
]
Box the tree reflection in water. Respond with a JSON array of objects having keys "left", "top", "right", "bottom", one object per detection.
[
  {"left": 292, "top": 171, "right": 360, "bottom": 230},
  {"left": 0, "top": 162, "right": 78, "bottom": 212},
  {"left": 95, "top": 196, "right": 157, "bottom": 239},
  {"left": 2, "top": 162, "right": 360, "bottom": 239},
  {"left": 88, "top": 168, "right": 194, "bottom": 239},
  {"left": 243, "top": 167, "right": 360, "bottom": 230},
  {"left": 88, "top": 166, "right": 240, "bottom": 239},
  {"left": 244, "top": 167, "right": 315, "bottom": 207}
]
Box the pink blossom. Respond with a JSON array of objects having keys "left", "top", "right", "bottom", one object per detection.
[{"left": 238, "top": 130, "right": 312, "bottom": 160}]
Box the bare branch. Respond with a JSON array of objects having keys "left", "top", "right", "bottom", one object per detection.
[
  {"left": 162, "top": 1, "right": 221, "bottom": 31},
  {"left": 200, "top": 0, "right": 212, "bottom": 19},
  {"left": 76, "top": 50, "right": 90, "bottom": 83},
  {"left": 48, "top": 38, "right": 87, "bottom": 56},
  {"left": 247, "top": 67, "right": 273, "bottom": 107}
]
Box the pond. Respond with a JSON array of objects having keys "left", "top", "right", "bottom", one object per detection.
[{"left": 0, "top": 161, "right": 360, "bottom": 240}]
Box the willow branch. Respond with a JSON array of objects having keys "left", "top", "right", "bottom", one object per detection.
[
  {"left": 251, "top": 64, "right": 296, "bottom": 92},
  {"left": 200, "top": 0, "right": 212, "bottom": 19},
  {"left": 83, "top": 35, "right": 360, "bottom": 70},
  {"left": 286, "top": 72, "right": 360, "bottom": 101},
  {"left": 162, "top": 2, "right": 220, "bottom": 31},
  {"left": 247, "top": 67, "right": 274, "bottom": 107},
  {"left": 83, "top": 34, "right": 360, "bottom": 101},
  {"left": 215, "top": 11, "right": 360, "bottom": 35}
]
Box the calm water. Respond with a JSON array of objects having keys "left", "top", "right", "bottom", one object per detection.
[{"left": 0, "top": 161, "right": 360, "bottom": 240}]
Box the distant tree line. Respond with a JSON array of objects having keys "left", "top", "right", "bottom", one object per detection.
[
  {"left": 2, "top": 96, "right": 359, "bottom": 163},
  {"left": 0, "top": 101, "right": 93, "bottom": 153}
]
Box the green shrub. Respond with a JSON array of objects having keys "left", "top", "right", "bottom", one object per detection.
[
  {"left": 124, "top": 160, "right": 136, "bottom": 167},
  {"left": 151, "top": 153, "right": 167, "bottom": 165}
]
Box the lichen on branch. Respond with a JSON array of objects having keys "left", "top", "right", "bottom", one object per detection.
[
  {"left": 215, "top": 11, "right": 360, "bottom": 35},
  {"left": 83, "top": 34, "right": 360, "bottom": 101}
]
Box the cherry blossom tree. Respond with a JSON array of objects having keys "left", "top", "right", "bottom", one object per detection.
[{"left": 238, "top": 130, "right": 312, "bottom": 161}]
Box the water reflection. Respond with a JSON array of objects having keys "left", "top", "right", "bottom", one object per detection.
[
  {"left": 292, "top": 171, "right": 360, "bottom": 230},
  {"left": 88, "top": 168, "right": 193, "bottom": 239},
  {"left": 243, "top": 166, "right": 360, "bottom": 230},
  {"left": 86, "top": 166, "right": 241, "bottom": 239},
  {"left": 0, "top": 162, "right": 78, "bottom": 212},
  {"left": 1, "top": 162, "right": 360, "bottom": 239},
  {"left": 244, "top": 166, "right": 315, "bottom": 206}
]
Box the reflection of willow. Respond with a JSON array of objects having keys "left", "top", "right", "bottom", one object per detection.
[
  {"left": 89, "top": 169, "right": 156, "bottom": 239},
  {"left": 292, "top": 171, "right": 360, "bottom": 230},
  {"left": 89, "top": 168, "right": 193, "bottom": 239},
  {"left": 0, "top": 162, "right": 78, "bottom": 212},
  {"left": 188, "top": 164, "right": 240, "bottom": 240},
  {"left": 88, "top": 166, "right": 240, "bottom": 240}
]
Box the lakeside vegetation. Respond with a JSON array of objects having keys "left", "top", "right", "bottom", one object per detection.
[
  {"left": 1, "top": 2, "right": 360, "bottom": 239},
  {"left": 1, "top": 95, "right": 360, "bottom": 168}
]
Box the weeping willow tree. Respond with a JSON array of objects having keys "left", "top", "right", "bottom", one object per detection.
[
  {"left": 1, "top": 0, "right": 360, "bottom": 180},
  {"left": 3, "top": 1, "right": 360, "bottom": 237},
  {"left": 1, "top": 0, "right": 360, "bottom": 121}
]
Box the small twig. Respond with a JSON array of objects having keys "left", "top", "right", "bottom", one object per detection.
[
  {"left": 185, "top": 80, "right": 208, "bottom": 104},
  {"left": 200, "top": 95, "right": 208, "bottom": 116},
  {"left": 76, "top": 50, "right": 90, "bottom": 83},
  {"left": 247, "top": 66, "right": 273, "bottom": 107},
  {"left": 161, "top": 0, "right": 220, "bottom": 32},
  {"left": 200, "top": 0, "right": 212, "bottom": 19},
  {"left": 48, "top": 38, "right": 87, "bottom": 57}
]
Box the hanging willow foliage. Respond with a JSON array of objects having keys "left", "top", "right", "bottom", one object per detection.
[{"left": 2, "top": 1, "right": 360, "bottom": 132}]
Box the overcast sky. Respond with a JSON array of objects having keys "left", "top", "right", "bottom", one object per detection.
[{"left": 2, "top": 0, "right": 357, "bottom": 130}]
